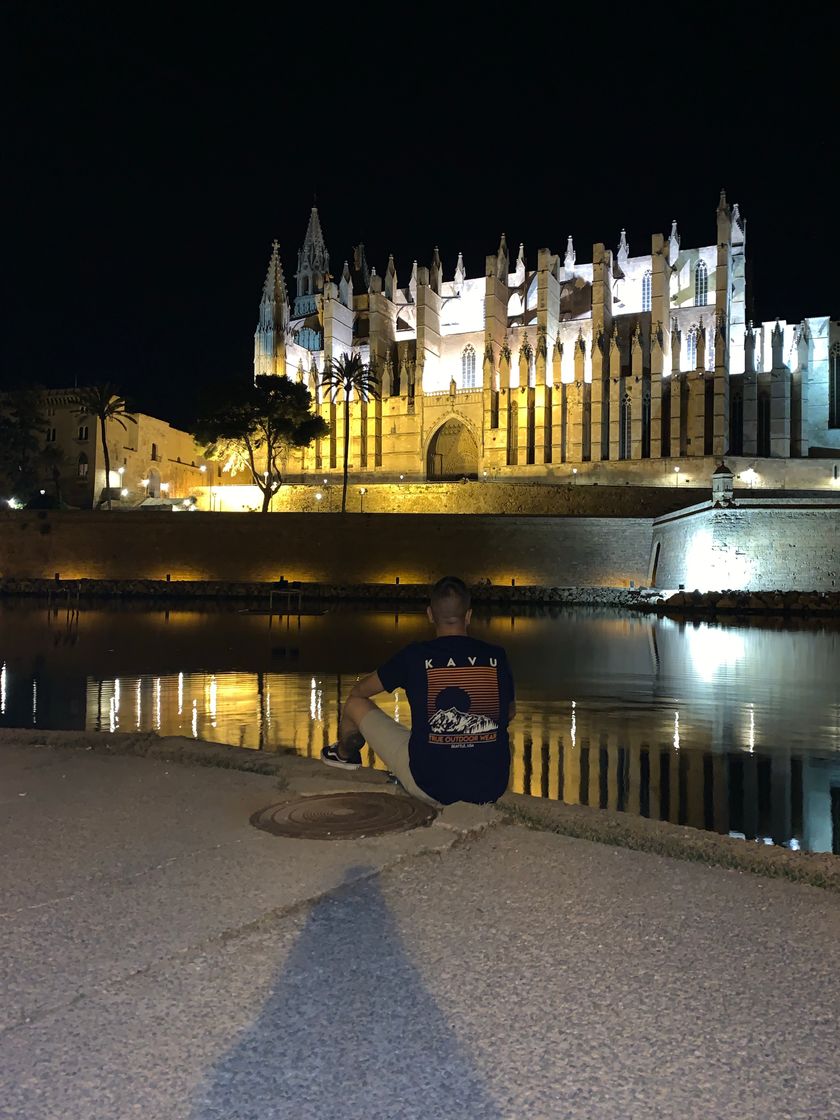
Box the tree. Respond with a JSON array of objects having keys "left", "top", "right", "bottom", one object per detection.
[
  {"left": 320, "top": 352, "right": 380, "bottom": 513},
  {"left": 0, "top": 388, "right": 48, "bottom": 502},
  {"left": 194, "top": 375, "right": 329, "bottom": 513},
  {"left": 73, "top": 385, "right": 137, "bottom": 510}
]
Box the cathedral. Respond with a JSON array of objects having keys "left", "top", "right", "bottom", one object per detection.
[{"left": 254, "top": 194, "right": 840, "bottom": 485}]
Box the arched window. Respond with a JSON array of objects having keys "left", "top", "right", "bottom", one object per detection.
[
  {"left": 77, "top": 452, "right": 88, "bottom": 479},
  {"left": 830, "top": 342, "right": 840, "bottom": 428},
  {"left": 686, "top": 327, "right": 697, "bottom": 370},
  {"left": 641, "top": 270, "right": 652, "bottom": 313},
  {"left": 620, "top": 393, "right": 631, "bottom": 460},
  {"left": 695, "top": 260, "right": 708, "bottom": 306},
  {"left": 461, "top": 344, "right": 476, "bottom": 389}
]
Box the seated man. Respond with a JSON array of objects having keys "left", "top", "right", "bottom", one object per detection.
[{"left": 321, "top": 576, "right": 516, "bottom": 806}]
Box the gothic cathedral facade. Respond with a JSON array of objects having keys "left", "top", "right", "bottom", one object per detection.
[{"left": 254, "top": 195, "right": 840, "bottom": 484}]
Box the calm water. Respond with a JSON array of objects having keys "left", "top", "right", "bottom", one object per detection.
[{"left": 1, "top": 601, "right": 839, "bottom": 853}]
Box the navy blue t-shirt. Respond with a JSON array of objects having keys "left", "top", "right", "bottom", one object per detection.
[{"left": 377, "top": 635, "right": 515, "bottom": 805}]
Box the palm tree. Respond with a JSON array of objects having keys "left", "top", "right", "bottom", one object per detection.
[
  {"left": 320, "top": 352, "right": 380, "bottom": 513},
  {"left": 74, "top": 385, "right": 137, "bottom": 509}
]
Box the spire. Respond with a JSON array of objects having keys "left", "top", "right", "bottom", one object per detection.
[
  {"left": 453, "top": 251, "right": 465, "bottom": 295},
  {"left": 254, "top": 239, "right": 290, "bottom": 377},
  {"left": 617, "top": 228, "right": 629, "bottom": 263},
  {"left": 409, "top": 259, "right": 418, "bottom": 302},
  {"left": 564, "top": 236, "right": 575, "bottom": 271},
  {"left": 352, "top": 243, "right": 370, "bottom": 291},
  {"left": 496, "top": 233, "right": 509, "bottom": 282},
  {"left": 731, "top": 202, "right": 746, "bottom": 248},
  {"left": 339, "top": 261, "right": 354, "bottom": 309},
  {"left": 512, "top": 242, "right": 526, "bottom": 286},
  {"left": 258, "top": 239, "right": 289, "bottom": 332},
  {"left": 303, "top": 206, "right": 328, "bottom": 263},
  {"left": 294, "top": 206, "right": 330, "bottom": 315},
  {"left": 384, "top": 254, "right": 398, "bottom": 301},
  {"left": 668, "top": 219, "right": 680, "bottom": 266},
  {"left": 430, "top": 246, "right": 443, "bottom": 294},
  {"left": 717, "top": 188, "right": 730, "bottom": 215}
]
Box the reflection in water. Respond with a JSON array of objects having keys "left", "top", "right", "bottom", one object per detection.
[{"left": 1, "top": 603, "right": 839, "bottom": 853}]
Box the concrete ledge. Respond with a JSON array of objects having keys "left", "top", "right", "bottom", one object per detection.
[
  {"left": 499, "top": 792, "right": 840, "bottom": 894},
  {"left": 0, "top": 729, "right": 503, "bottom": 843},
  {"left": 5, "top": 728, "right": 835, "bottom": 890}
]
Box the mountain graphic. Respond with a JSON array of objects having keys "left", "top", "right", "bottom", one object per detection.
[{"left": 428, "top": 707, "right": 498, "bottom": 734}]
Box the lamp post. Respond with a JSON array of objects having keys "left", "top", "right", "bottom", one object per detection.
[
  {"left": 359, "top": 486, "right": 367, "bottom": 513},
  {"left": 572, "top": 467, "right": 578, "bottom": 486},
  {"left": 674, "top": 466, "right": 680, "bottom": 488}
]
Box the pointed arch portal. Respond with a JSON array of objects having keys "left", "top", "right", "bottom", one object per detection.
[{"left": 426, "top": 419, "right": 479, "bottom": 481}]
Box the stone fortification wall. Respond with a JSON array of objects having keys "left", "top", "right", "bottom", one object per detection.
[
  {"left": 651, "top": 500, "right": 840, "bottom": 592},
  {"left": 254, "top": 482, "right": 705, "bottom": 518},
  {"left": 0, "top": 511, "right": 653, "bottom": 588}
]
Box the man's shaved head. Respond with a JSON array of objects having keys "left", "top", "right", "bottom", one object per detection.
[{"left": 429, "top": 576, "right": 471, "bottom": 627}]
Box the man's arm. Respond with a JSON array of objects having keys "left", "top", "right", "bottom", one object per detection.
[{"left": 350, "top": 672, "right": 385, "bottom": 700}]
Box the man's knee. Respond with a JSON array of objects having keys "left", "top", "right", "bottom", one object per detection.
[{"left": 344, "top": 694, "right": 377, "bottom": 726}]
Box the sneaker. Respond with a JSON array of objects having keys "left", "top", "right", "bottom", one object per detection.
[{"left": 321, "top": 743, "right": 363, "bottom": 770}]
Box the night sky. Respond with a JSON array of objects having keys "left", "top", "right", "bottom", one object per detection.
[{"left": 6, "top": 5, "right": 837, "bottom": 429}]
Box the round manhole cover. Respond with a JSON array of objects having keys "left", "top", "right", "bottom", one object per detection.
[{"left": 251, "top": 792, "right": 437, "bottom": 840}]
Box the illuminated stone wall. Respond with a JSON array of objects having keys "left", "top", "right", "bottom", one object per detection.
[
  {"left": 0, "top": 511, "right": 652, "bottom": 587},
  {"left": 651, "top": 500, "right": 840, "bottom": 591}
]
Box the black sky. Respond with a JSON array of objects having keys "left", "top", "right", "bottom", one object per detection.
[{"left": 5, "top": 3, "right": 838, "bottom": 429}]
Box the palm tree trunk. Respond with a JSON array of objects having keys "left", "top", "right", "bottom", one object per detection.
[
  {"left": 341, "top": 387, "right": 350, "bottom": 514},
  {"left": 100, "top": 416, "right": 111, "bottom": 510}
]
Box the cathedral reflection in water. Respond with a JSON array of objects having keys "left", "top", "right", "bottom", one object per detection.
[
  {"left": 76, "top": 667, "right": 840, "bottom": 856},
  {"left": 1, "top": 603, "right": 838, "bottom": 855}
]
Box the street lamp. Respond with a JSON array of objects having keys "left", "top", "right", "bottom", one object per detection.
[
  {"left": 315, "top": 490, "right": 323, "bottom": 506},
  {"left": 571, "top": 467, "right": 578, "bottom": 486},
  {"left": 359, "top": 486, "right": 367, "bottom": 512},
  {"left": 673, "top": 466, "right": 680, "bottom": 488}
]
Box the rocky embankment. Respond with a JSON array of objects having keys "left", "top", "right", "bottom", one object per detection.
[
  {"left": 658, "top": 588, "right": 840, "bottom": 615},
  {"left": 2, "top": 578, "right": 839, "bottom": 616}
]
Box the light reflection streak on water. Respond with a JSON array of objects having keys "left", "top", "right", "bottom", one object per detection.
[
  {"left": 136, "top": 680, "right": 142, "bottom": 729},
  {"left": 570, "top": 699, "right": 576, "bottom": 748},
  {"left": 310, "top": 677, "right": 322, "bottom": 722},
  {"left": 1, "top": 663, "right": 6, "bottom": 715},
  {"left": 747, "top": 703, "right": 755, "bottom": 753},
  {"left": 177, "top": 672, "right": 184, "bottom": 717},
  {"left": 673, "top": 710, "right": 680, "bottom": 751},
  {"left": 192, "top": 698, "right": 198, "bottom": 739},
  {"left": 209, "top": 675, "right": 217, "bottom": 729},
  {"left": 154, "top": 678, "right": 161, "bottom": 731},
  {"left": 32, "top": 679, "right": 37, "bottom": 725}
]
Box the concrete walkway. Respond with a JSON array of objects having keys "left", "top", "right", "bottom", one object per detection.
[{"left": 1, "top": 742, "right": 839, "bottom": 1119}]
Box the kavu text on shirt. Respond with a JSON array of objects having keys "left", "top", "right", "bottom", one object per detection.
[{"left": 377, "top": 635, "right": 515, "bottom": 805}]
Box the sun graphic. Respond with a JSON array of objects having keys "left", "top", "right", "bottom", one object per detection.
[{"left": 435, "top": 686, "right": 471, "bottom": 713}]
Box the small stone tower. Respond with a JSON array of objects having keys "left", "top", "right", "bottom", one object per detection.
[{"left": 711, "top": 461, "right": 735, "bottom": 505}]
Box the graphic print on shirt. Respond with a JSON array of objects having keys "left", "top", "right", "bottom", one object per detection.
[{"left": 426, "top": 665, "right": 500, "bottom": 746}]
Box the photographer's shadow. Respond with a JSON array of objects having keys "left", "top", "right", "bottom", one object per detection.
[{"left": 192, "top": 867, "right": 501, "bottom": 1119}]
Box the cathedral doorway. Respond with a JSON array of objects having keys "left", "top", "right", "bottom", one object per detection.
[{"left": 426, "top": 418, "right": 479, "bottom": 481}]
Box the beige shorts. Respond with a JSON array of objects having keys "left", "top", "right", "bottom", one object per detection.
[{"left": 359, "top": 707, "right": 442, "bottom": 808}]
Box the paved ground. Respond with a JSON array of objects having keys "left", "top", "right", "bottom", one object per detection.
[{"left": 2, "top": 743, "right": 839, "bottom": 1119}]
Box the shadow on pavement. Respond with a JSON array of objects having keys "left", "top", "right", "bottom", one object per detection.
[{"left": 191, "top": 867, "right": 501, "bottom": 1119}]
